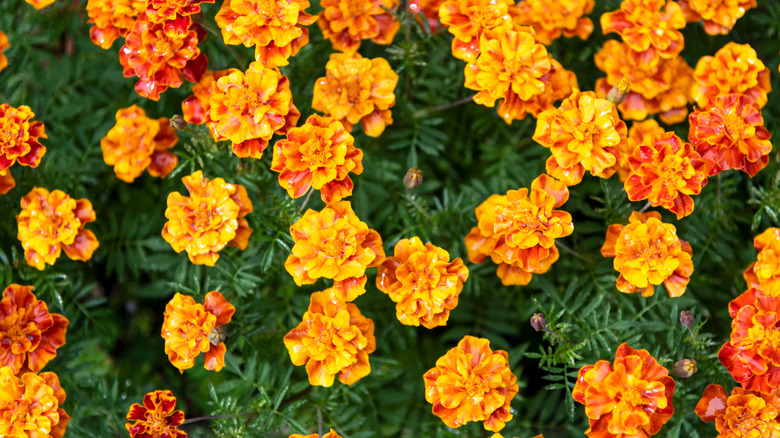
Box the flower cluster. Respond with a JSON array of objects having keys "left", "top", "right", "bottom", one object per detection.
[
  {"left": 0, "top": 103, "right": 47, "bottom": 195},
  {"left": 86, "top": 0, "right": 145, "bottom": 49},
  {"left": 438, "top": 0, "right": 514, "bottom": 62},
  {"left": 181, "top": 69, "right": 229, "bottom": 125},
  {"left": 680, "top": 0, "right": 757, "bottom": 35},
  {"left": 0, "top": 366, "right": 69, "bottom": 438},
  {"left": 317, "top": 0, "right": 400, "bottom": 53},
  {"left": 424, "top": 335, "right": 518, "bottom": 431},
  {"left": 126, "top": 390, "right": 186, "bottom": 438},
  {"left": 696, "top": 383, "right": 780, "bottom": 437},
  {"left": 513, "top": 0, "right": 594, "bottom": 46},
  {"left": 744, "top": 228, "right": 780, "bottom": 296},
  {"left": 376, "top": 237, "right": 469, "bottom": 329},
  {"left": 465, "top": 174, "right": 573, "bottom": 286},
  {"left": 283, "top": 289, "right": 376, "bottom": 387},
  {"left": 692, "top": 42, "right": 771, "bottom": 109},
  {"left": 0, "top": 31, "right": 9, "bottom": 73}
]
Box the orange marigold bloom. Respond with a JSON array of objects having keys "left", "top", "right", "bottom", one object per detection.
[
  {"left": 533, "top": 90, "right": 627, "bottom": 186},
  {"left": 601, "top": 211, "right": 693, "bottom": 297},
  {"left": 573, "top": 343, "right": 675, "bottom": 438},
  {"left": 285, "top": 201, "right": 384, "bottom": 301},
  {"left": 312, "top": 52, "right": 398, "bottom": 137},
  {"left": 215, "top": 0, "right": 317, "bottom": 68},
  {"left": 464, "top": 27, "right": 551, "bottom": 125},
  {"left": 0, "top": 367, "right": 69, "bottom": 438},
  {"left": 16, "top": 188, "right": 99, "bottom": 270},
  {"left": 147, "top": 0, "right": 214, "bottom": 37},
  {"left": 0, "top": 284, "right": 68, "bottom": 375},
  {"left": 101, "top": 105, "right": 178, "bottom": 183},
  {"left": 376, "top": 237, "right": 469, "bottom": 329},
  {"left": 24, "top": 0, "right": 55, "bottom": 9},
  {"left": 162, "top": 291, "right": 235, "bottom": 373},
  {"left": 0, "top": 104, "right": 47, "bottom": 195},
  {"left": 209, "top": 61, "right": 299, "bottom": 159},
  {"left": 119, "top": 13, "right": 207, "bottom": 101},
  {"left": 689, "top": 94, "right": 771, "bottom": 178},
  {"left": 465, "top": 174, "right": 573, "bottom": 286},
  {"left": 0, "top": 170, "right": 13, "bottom": 195},
  {"left": 517, "top": 58, "right": 578, "bottom": 120},
  {"left": 696, "top": 383, "right": 780, "bottom": 437},
  {"left": 291, "top": 429, "right": 342, "bottom": 438},
  {"left": 692, "top": 42, "right": 771, "bottom": 109},
  {"left": 744, "top": 228, "right": 780, "bottom": 297},
  {"left": 679, "top": 0, "right": 756, "bottom": 35},
  {"left": 86, "top": 0, "right": 145, "bottom": 49},
  {"left": 424, "top": 335, "right": 518, "bottom": 431},
  {"left": 317, "top": 0, "right": 400, "bottom": 53},
  {"left": 125, "top": 390, "right": 186, "bottom": 438},
  {"left": 181, "top": 70, "right": 230, "bottom": 125},
  {"left": 0, "top": 31, "right": 9, "bottom": 72},
  {"left": 513, "top": 0, "right": 594, "bottom": 46},
  {"left": 271, "top": 115, "right": 363, "bottom": 203},
  {"left": 613, "top": 119, "right": 666, "bottom": 182},
  {"left": 439, "top": 0, "right": 514, "bottom": 62},
  {"left": 283, "top": 289, "right": 376, "bottom": 387},
  {"left": 162, "top": 171, "right": 253, "bottom": 266}
]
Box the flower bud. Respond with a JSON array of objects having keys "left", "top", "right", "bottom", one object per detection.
[
  {"left": 170, "top": 114, "right": 188, "bottom": 131},
  {"left": 530, "top": 313, "right": 546, "bottom": 332},
  {"left": 403, "top": 168, "right": 423, "bottom": 189},
  {"left": 671, "top": 359, "right": 697, "bottom": 378},
  {"left": 680, "top": 310, "right": 694, "bottom": 328},
  {"left": 606, "top": 77, "right": 631, "bottom": 105},
  {"left": 209, "top": 326, "right": 227, "bottom": 346}
]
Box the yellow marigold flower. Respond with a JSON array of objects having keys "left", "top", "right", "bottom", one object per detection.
[
  {"left": 515, "top": 58, "right": 578, "bottom": 120},
  {"left": 465, "top": 174, "right": 573, "bottom": 286},
  {"left": 209, "top": 61, "right": 299, "bottom": 159},
  {"left": 439, "top": 0, "right": 515, "bottom": 62},
  {"left": 513, "top": 0, "right": 594, "bottom": 46},
  {"left": 679, "top": 0, "right": 756, "bottom": 35},
  {"left": 424, "top": 335, "right": 518, "bottom": 431},
  {"left": 692, "top": 42, "right": 771, "bottom": 109},
  {"left": 317, "top": 0, "right": 400, "bottom": 53},
  {"left": 464, "top": 27, "right": 551, "bottom": 125},
  {"left": 162, "top": 291, "right": 235, "bottom": 373},
  {"left": 696, "top": 383, "right": 780, "bottom": 436},
  {"left": 0, "top": 103, "right": 47, "bottom": 195},
  {"left": 291, "top": 430, "right": 342, "bottom": 438},
  {"left": 86, "top": 0, "right": 145, "bottom": 49},
  {"left": 376, "top": 237, "right": 469, "bottom": 329},
  {"left": 101, "top": 105, "right": 178, "bottom": 183},
  {"left": 271, "top": 115, "right": 363, "bottom": 203},
  {"left": 614, "top": 119, "right": 666, "bottom": 182},
  {"left": 162, "top": 171, "right": 253, "bottom": 266},
  {"left": 601, "top": 211, "right": 693, "bottom": 297},
  {"left": 24, "top": 0, "right": 55, "bottom": 9},
  {"left": 533, "top": 90, "right": 628, "bottom": 186},
  {"left": 624, "top": 131, "right": 708, "bottom": 219},
  {"left": 182, "top": 69, "right": 230, "bottom": 125},
  {"left": 312, "top": 52, "right": 398, "bottom": 137},
  {"left": 283, "top": 289, "right": 376, "bottom": 387},
  {"left": 744, "top": 228, "right": 780, "bottom": 297},
  {"left": 285, "top": 201, "right": 385, "bottom": 301},
  {"left": 0, "top": 367, "right": 69, "bottom": 438},
  {"left": 126, "top": 390, "right": 186, "bottom": 438},
  {"left": 17, "top": 188, "right": 99, "bottom": 270},
  {"left": 0, "top": 31, "right": 9, "bottom": 72},
  {"left": 147, "top": 0, "right": 214, "bottom": 36}
]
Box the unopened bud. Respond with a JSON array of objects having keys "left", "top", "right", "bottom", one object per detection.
[
  {"left": 606, "top": 77, "right": 631, "bottom": 105},
  {"left": 403, "top": 168, "right": 423, "bottom": 190},
  {"left": 209, "top": 326, "right": 227, "bottom": 346},
  {"left": 680, "top": 310, "right": 694, "bottom": 328},
  {"left": 530, "top": 313, "right": 546, "bottom": 332},
  {"left": 170, "top": 114, "right": 188, "bottom": 131},
  {"left": 671, "top": 359, "right": 697, "bottom": 378}
]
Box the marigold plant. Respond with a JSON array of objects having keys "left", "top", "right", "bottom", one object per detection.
[
  {"left": 438, "top": 0, "right": 515, "bottom": 62},
  {"left": 0, "top": 30, "right": 9, "bottom": 72},
  {"left": 744, "top": 227, "right": 780, "bottom": 296},
  {"left": 601, "top": 211, "right": 693, "bottom": 297},
  {"left": 0, "top": 366, "right": 69, "bottom": 438},
  {"left": 317, "top": 0, "right": 400, "bottom": 53},
  {"left": 679, "top": 0, "right": 757, "bottom": 35},
  {"left": 161, "top": 170, "right": 253, "bottom": 266},
  {"left": 513, "top": 0, "right": 594, "bottom": 46},
  {"left": 695, "top": 383, "right": 780, "bottom": 437},
  {"left": 86, "top": 0, "right": 145, "bottom": 49},
  {"left": 692, "top": 42, "right": 771, "bottom": 109},
  {"left": 125, "top": 389, "right": 186, "bottom": 438},
  {"left": 0, "top": 103, "right": 46, "bottom": 195},
  {"left": 283, "top": 289, "right": 376, "bottom": 387},
  {"left": 181, "top": 69, "right": 230, "bottom": 125}
]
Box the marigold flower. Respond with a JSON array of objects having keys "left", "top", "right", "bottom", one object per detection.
[
  {"left": 513, "top": 0, "right": 594, "bottom": 46},
  {"left": 312, "top": 52, "right": 398, "bottom": 137},
  {"left": 516, "top": 58, "right": 578, "bottom": 120},
  {"left": 744, "top": 228, "right": 780, "bottom": 296},
  {"left": 0, "top": 31, "right": 9, "bottom": 72},
  {"left": 0, "top": 284, "right": 68, "bottom": 375},
  {"left": 692, "top": 42, "right": 771, "bottom": 109},
  {"left": 533, "top": 90, "right": 627, "bottom": 186},
  {"left": 0, "top": 170, "right": 13, "bottom": 195},
  {"left": 17, "top": 188, "right": 99, "bottom": 270},
  {"left": 119, "top": 13, "right": 207, "bottom": 101},
  {"left": 86, "top": 0, "right": 145, "bottom": 49},
  {"left": 439, "top": 0, "right": 515, "bottom": 61},
  {"left": 601, "top": 211, "right": 693, "bottom": 297},
  {"left": 24, "top": 0, "right": 55, "bottom": 9},
  {"left": 465, "top": 174, "right": 573, "bottom": 286},
  {"left": 613, "top": 119, "right": 666, "bottom": 182},
  {"left": 126, "top": 390, "right": 186, "bottom": 438},
  {"left": 181, "top": 70, "right": 230, "bottom": 125},
  {"left": 0, "top": 367, "right": 69, "bottom": 438},
  {"left": 409, "top": 0, "right": 446, "bottom": 33},
  {"left": 464, "top": 27, "right": 551, "bottom": 125},
  {"left": 696, "top": 384, "right": 780, "bottom": 436},
  {"left": 283, "top": 289, "right": 376, "bottom": 387},
  {"left": 573, "top": 343, "right": 675, "bottom": 438},
  {"left": 689, "top": 93, "right": 771, "bottom": 178},
  {"left": 147, "top": 0, "right": 214, "bottom": 37},
  {"left": 271, "top": 115, "right": 363, "bottom": 203},
  {"left": 285, "top": 201, "right": 384, "bottom": 301},
  {"left": 424, "top": 335, "right": 518, "bottom": 431},
  {"left": 679, "top": 0, "right": 756, "bottom": 35},
  {"left": 290, "top": 430, "right": 342, "bottom": 438},
  {"left": 376, "top": 237, "right": 468, "bottom": 329},
  {"left": 216, "top": 0, "right": 317, "bottom": 68},
  {"left": 0, "top": 103, "right": 47, "bottom": 195},
  {"left": 209, "top": 61, "right": 299, "bottom": 159},
  {"left": 317, "top": 0, "right": 400, "bottom": 53}
]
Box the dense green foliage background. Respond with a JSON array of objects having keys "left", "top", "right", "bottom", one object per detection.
[{"left": 3, "top": 0, "right": 780, "bottom": 436}]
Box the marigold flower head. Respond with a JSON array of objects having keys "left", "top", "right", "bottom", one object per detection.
[
  {"left": 439, "top": 0, "right": 515, "bottom": 61},
  {"left": 17, "top": 188, "right": 99, "bottom": 270},
  {"left": 271, "top": 115, "right": 363, "bottom": 203},
  {"left": 573, "top": 343, "right": 675, "bottom": 438},
  {"left": 533, "top": 90, "right": 627, "bottom": 186},
  {"left": 126, "top": 390, "right": 186, "bottom": 438},
  {"left": 465, "top": 174, "right": 573, "bottom": 286},
  {"left": 0, "top": 104, "right": 47, "bottom": 194},
  {"left": 0, "top": 367, "right": 69, "bottom": 438},
  {"left": 679, "top": 0, "right": 757, "bottom": 35},
  {"left": 24, "top": 0, "right": 55, "bottom": 9},
  {"left": 0, "top": 284, "right": 68, "bottom": 375},
  {"left": 613, "top": 119, "right": 666, "bottom": 182},
  {"left": 283, "top": 289, "right": 376, "bottom": 387},
  {"left": 86, "top": 0, "right": 145, "bottom": 49},
  {"left": 513, "top": 0, "right": 594, "bottom": 46},
  {"left": 744, "top": 228, "right": 780, "bottom": 297},
  {"left": 409, "top": 0, "right": 446, "bottom": 33},
  {"left": 601, "top": 211, "right": 693, "bottom": 297},
  {"left": 162, "top": 171, "right": 253, "bottom": 266},
  {"left": 285, "top": 201, "right": 384, "bottom": 301},
  {"left": 424, "top": 335, "right": 518, "bottom": 431},
  {"left": 515, "top": 58, "right": 578, "bottom": 119},
  {"left": 312, "top": 52, "right": 398, "bottom": 137},
  {"left": 181, "top": 69, "right": 230, "bottom": 125},
  {"left": 624, "top": 131, "right": 708, "bottom": 219},
  {"left": 689, "top": 94, "right": 771, "bottom": 178},
  {"left": 693, "top": 42, "right": 771, "bottom": 109},
  {"left": 290, "top": 430, "right": 343, "bottom": 438},
  {"left": 696, "top": 383, "right": 780, "bottom": 436},
  {"left": 376, "top": 237, "right": 468, "bottom": 329},
  {"left": 0, "top": 31, "right": 9, "bottom": 72},
  {"left": 147, "top": 0, "right": 214, "bottom": 37},
  {"left": 317, "top": 0, "right": 400, "bottom": 53},
  {"left": 0, "top": 170, "right": 13, "bottom": 195},
  {"left": 209, "top": 61, "right": 299, "bottom": 159}
]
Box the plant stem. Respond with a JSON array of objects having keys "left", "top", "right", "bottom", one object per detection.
[
  {"left": 556, "top": 241, "right": 589, "bottom": 263},
  {"left": 317, "top": 407, "right": 324, "bottom": 437},
  {"left": 406, "top": 189, "right": 432, "bottom": 220},
  {"left": 413, "top": 94, "right": 476, "bottom": 118},
  {"left": 298, "top": 187, "right": 315, "bottom": 212},
  {"left": 182, "top": 413, "right": 251, "bottom": 425},
  {"left": 640, "top": 201, "right": 652, "bottom": 212}
]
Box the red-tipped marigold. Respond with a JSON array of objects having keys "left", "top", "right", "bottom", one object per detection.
[
  {"left": 317, "top": 0, "right": 400, "bottom": 53},
  {"left": 181, "top": 69, "right": 230, "bottom": 125},
  {"left": 86, "top": 0, "right": 145, "bottom": 49},
  {"left": 692, "top": 42, "right": 771, "bottom": 109},
  {"left": 125, "top": 390, "right": 186, "bottom": 438},
  {"left": 614, "top": 119, "right": 666, "bottom": 182},
  {"left": 0, "top": 366, "right": 69, "bottom": 438},
  {"left": 438, "top": 0, "right": 515, "bottom": 62},
  {"left": 0, "top": 103, "right": 46, "bottom": 195},
  {"left": 744, "top": 228, "right": 780, "bottom": 296},
  {"left": 695, "top": 383, "right": 780, "bottom": 436},
  {"left": 146, "top": 0, "right": 214, "bottom": 37}
]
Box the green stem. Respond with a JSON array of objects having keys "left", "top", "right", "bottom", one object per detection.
[
  {"left": 298, "top": 187, "right": 316, "bottom": 212},
  {"left": 182, "top": 413, "right": 251, "bottom": 425},
  {"left": 406, "top": 189, "right": 432, "bottom": 220},
  {"left": 412, "top": 94, "right": 476, "bottom": 118}
]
